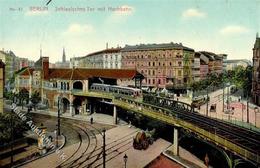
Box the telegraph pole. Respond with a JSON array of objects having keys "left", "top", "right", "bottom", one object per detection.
[
  {"left": 206, "top": 86, "right": 209, "bottom": 116},
  {"left": 222, "top": 82, "right": 225, "bottom": 113},
  {"left": 11, "top": 111, "right": 14, "bottom": 167},
  {"left": 102, "top": 129, "right": 106, "bottom": 168},
  {"left": 56, "top": 97, "right": 61, "bottom": 148},
  {"left": 247, "top": 92, "right": 249, "bottom": 123}
]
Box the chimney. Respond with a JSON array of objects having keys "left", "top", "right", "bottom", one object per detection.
[{"left": 42, "top": 57, "right": 49, "bottom": 80}]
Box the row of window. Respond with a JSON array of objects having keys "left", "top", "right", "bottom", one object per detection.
[
  {"left": 123, "top": 61, "right": 183, "bottom": 67},
  {"left": 142, "top": 78, "right": 182, "bottom": 85},
  {"left": 122, "top": 51, "right": 183, "bottom": 59}
]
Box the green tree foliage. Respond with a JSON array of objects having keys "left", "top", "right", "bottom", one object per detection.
[
  {"left": 30, "top": 91, "right": 41, "bottom": 108},
  {"left": 190, "top": 66, "right": 253, "bottom": 96},
  {"left": 18, "top": 88, "right": 29, "bottom": 108},
  {"left": 0, "top": 112, "right": 29, "bottom": 145}
]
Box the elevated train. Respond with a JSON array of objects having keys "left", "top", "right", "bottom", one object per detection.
[{"left": 90, "top": 83, "right": 143, "bottom": 100}]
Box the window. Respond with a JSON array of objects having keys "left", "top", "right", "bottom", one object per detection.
[
  {"left": 153, "top": 62, "right": 155, "bottom": 66},
  {"left": 158, "top": 79, "right": 161, "bottom": 84},
  {"left": 178, "top": 70, "right": 182, "bottom": 76},
  {"left": 169, "top": 62, "right": 172, "bottom": 66},
  {"left": 159, "top": 62, "right": 161, "bottom": 66},
  {"left": 178, "top": 61, "right": 182, "bottom": 66},
  {"left": 153, "top": 79, "right": 155, "bottom": 84},
  {"left": 153, "top": 70, "right": 155, "bottom": 75},
  {"left": 149, "top": 62, "right": 151, "bottom": 66}
]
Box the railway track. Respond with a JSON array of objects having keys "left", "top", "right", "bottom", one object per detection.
[{"left": 143, "top": 96, "right": 260, "bottom": 155}]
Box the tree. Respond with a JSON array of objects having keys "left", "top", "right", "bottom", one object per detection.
[
  {"left": 18, "top": 88, "right": 29, "bottom": 109},
  {"left": 30, "top": 91, "right": 41, "bottom": 110},
  {"left": 0, "top": 112, "right": 29, "bottom": 145}
]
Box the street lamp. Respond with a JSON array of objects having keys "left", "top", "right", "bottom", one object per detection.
[
  {"left": 10, "top": 93, "right": 16, "bottom": 166},
  {"left": 57, "top": 96, "right": 61, "bottom": 136},
  {"left": 254, "top": 107, "right": 259, "bottom": 127},
  {"left": 10, "top": 109, "right": 14, "bottom": 167},
  {"left": 56, "top": 96, "right": 61, "bottom": 148},
  {"left": 102, "top": 129, "right": 106, "bottom": 168},
  {"left": 206, "top": 86, "right": 209, "bottom": 116},
  {"left": 123, "top": 154, "right": 128, "bottom": 168}
]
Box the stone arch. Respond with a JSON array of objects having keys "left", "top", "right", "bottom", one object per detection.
[
  {"left": 73, "top": 81, "right": 83, "bottom": 90},
  {"left": 61, "top": 97, "right": 70, "bottom": 113},
  {"left": 73, "top": 97, "right": 83, "bottom": 115}
]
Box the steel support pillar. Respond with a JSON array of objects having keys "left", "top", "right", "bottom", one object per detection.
[
  {"left": 173, "top": 127, "right": 179, "bottom": 155},
  {"left": 113, "top": 105, "right": 117, "bottom": 124},
  {"left": 70, "top": 103, "right": 74, "bottom": 116}
]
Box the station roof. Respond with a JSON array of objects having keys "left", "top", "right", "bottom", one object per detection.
[
  {"left": 49, "top": 68, "right": 143, "bottom": 80},
  {"left": 18, "top": 67, "right": 144, "bottom": 80},
  {"left": 15, "top": 67, "right": 34, "bottom": 76}
]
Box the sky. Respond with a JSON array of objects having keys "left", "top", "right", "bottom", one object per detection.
[{"left": 0, "top": 0, "right": 259, "bottom": 63}]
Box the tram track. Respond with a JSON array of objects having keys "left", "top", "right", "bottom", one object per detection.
[
  {"left": 56, "top": 121, "right": 138, "bottom": 168},
  {"left": 57, "top": 123, "right": 91, "bottom": 168},
  {"left": 76, "top": 127, "right": 138, "bottom": 168}
]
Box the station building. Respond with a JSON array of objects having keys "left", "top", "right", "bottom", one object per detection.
[{"left": 14, "top": 57, "right": 143, "bottom": 116}]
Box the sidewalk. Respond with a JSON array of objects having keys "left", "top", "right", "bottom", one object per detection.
[
  {"left": 29, "top": 109, "right": 127, "bottom": 126},
  {"left": 163, "top": 145, "right": 207, "bottom": 168}
]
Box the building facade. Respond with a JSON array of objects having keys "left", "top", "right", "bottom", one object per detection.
[
  {"left": 0, "top": 50, "right": 34, "bottom": 89},
  {"left": 15, "top": 57, "right": 142, "bottom": 115},
  {"left": 252, "top": 35, "right": 260, "bottom": 106},
  {"left": 75, "top": 48, "right": 122, "bottom": 69},
  {"left": 197, "top": 51, "right": 224, "bottom": 80},
  {"left": 121, "top": 43, "right": 194, "bottom": 91},
  {"left": 193, "top": 52, "right": 201, "bottom": 82},
  {"left": 224, "top": 59, "right": 251, "bottom": 71},
  {"left": 18, "top": 57, "right": 35, "bottom": 69}
]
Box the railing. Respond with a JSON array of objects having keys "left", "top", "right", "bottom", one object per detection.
[
  {"left": 67, "top": 89, "right": 260, "bottom": 164},
  {"left": 72, "top": 89, "right": 143, "bottom": 102},
  {"left": 114, "top": 96, "right": 260, "bottom": 165}
]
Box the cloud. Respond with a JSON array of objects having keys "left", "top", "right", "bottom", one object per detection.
[
  {"left": 63, "top": 23, "right": 94, "bottom": 36},
  {"left": 219, "top": 25, "right": 250, "bottom": 35},
  {"left": 182, "top": 8, "right": 206, "bottom": 19}
]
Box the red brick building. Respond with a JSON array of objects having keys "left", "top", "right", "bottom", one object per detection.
[
  {"left": 252, "top": 34, "right": 260, "bottom": 106},
  {"left": 15, "top": 57, "right": 143, "bottom": 116}
]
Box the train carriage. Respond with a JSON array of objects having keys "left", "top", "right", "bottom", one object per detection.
[{"left": 90, "top": 83, "right": 143, "bottom": 100}]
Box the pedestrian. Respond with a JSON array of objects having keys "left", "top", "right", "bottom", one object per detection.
[
  {"left": 128, "top": 121, "right": 132, "bottom": 128},
  {"left": 90, "top": 116, "right": 93, "bottom": 124}
]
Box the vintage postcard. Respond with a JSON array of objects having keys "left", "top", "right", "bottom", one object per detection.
[{"left": 0, "top": 0, "right": 259, "bottom": 168}]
